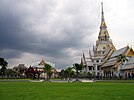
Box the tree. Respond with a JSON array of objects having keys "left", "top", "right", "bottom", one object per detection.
[
  {"left": 5, "top": 69, "right": 16, "bottom": 78},
  {"left": 73, "top": 63, "right": 83, "bottom": 78},
  {"left": 64, "top": 67, "right": 75, "bottom": 79},
  {"left": 117, "top": 54, "right": 128, "bottom": 63},
  {"left": 72, "top": 63, "right": 84, "bottom": 81},
  {"left": 25, "top": 66, "right": 35, "bottom": 78},
  {"left": 0, "top": 58, "right": 8, "bottom": 77},
  {"left": 59, "top": 69, "right": 65, "bottom": 79},
  {"left": 44, "top": 63, "right": 53, "bottom": 79}
]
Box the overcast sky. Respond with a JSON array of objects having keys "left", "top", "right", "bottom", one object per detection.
[{"left": 0, "top": 0, "right": 134, "bottom": 69}]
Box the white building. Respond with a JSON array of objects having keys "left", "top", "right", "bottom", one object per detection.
[
  {"left": 81, "top": 3, "right": 134, "bottom": 79},
  {"left": 31, "top": 58, "right": 57, "bottom": 78}
]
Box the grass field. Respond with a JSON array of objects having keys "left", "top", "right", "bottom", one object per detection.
[{"left": 0, "top": 82, "right": 134, "bottom": 100}]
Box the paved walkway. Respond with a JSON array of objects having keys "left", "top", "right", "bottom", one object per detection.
[{"left": 0, "top": 79, "right": 30, "bottom": 82}]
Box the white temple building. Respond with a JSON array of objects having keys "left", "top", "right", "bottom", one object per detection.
[{"left": 81, "top": 3, "right": 134, "bottom": 79}]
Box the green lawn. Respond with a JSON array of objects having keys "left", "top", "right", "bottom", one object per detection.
[{"left": 0, "top": 82, "right": 134, "bottom": 100}]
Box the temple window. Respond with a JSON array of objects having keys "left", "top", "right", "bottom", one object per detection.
[
  {"left": 96, "top": 60, "right": 99, "bottom": 63},
  {"left": 88, "top": 66, "right": 92, "bottom": 70},
  {"left": 97, "top": 66, "right": 100, "bottom": 70},
  {"left": 105, "top": 35, "right": 107, "bottom": 39}
]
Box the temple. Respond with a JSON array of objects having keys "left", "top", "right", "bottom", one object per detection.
[
  {"left": 32, "top": 58, "right": 57, "bottom": 78},
  {"left": 81, "top": 2, "right": 134, "bottom": 79}
]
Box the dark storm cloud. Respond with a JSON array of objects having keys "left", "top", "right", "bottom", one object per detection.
[{"left": 0, "top": 0, "right": 99, "bottom": 68}]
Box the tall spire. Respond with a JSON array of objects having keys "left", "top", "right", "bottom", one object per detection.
[
  {"left": 89, "top": 49, "right": 93, "bottom": 62},
  {"left": 100, "top": 2, "right": 107, "bottom": 29},
  {"left": 101, "top": 2, "right": 104, "bottom": 22},
  {"left": 98, "top": 2, "right": 110, "bottom": 40},
  {"left": 82, "top": 51, "right": 87, "bottom": 65},
  {"left": 83, "top": 51, "right": 85, "bottom": 59}
]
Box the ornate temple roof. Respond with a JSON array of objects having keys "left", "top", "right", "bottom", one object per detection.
[
  {"left": 32, "top": 58, "right": 55, "bottom": 68},
  {"left": 111, "top": 46, "right": 128, "bottom": 58},
  {"left": 102, "top": 61, "right": 116, "bottom": 68},
  {"left": 102, "top": 46, "right": 134, "bottom": 68},
  {"left": 13, "top": 64, "right": 27, "bottom": 69},
  {"left": 102, "top": 46, "right": 128, "bottom": 68},
  {"left": 38, "top": 58, "right": 45, "bottom": 65},
  {"left": 121, "top": 56, "right": 134, "bottom": 70}
]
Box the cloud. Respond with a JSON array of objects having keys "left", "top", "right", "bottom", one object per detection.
[{"left": 0, "top": 0, "right": 107, "bottom": 69}]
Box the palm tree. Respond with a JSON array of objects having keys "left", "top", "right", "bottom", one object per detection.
[
  {"left": 117, "top": 54, "right": 128, "bottom": 63},
  {"left": 43, "top": 63, "right": 53, "bottom": 80},
  {"left": 115, "top": 54, "right": 128, "bottom": 79},
  {"left": 59, "top": 69, "right": 65, "bottom": 79},
  {"left": 64, "top": 67, "right": 75, "bottom": 80},
  {"left": 73, "top": 63, "right": 83, "bottom": 80},
  {"left": 0, "top": 58, "right": 8, "bottom": 77}
]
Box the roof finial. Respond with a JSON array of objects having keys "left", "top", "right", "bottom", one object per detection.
[
  {"left": 82, "top": 51, "right": 85, "bottom": 58},
  {"left": 101, "top": 2, "right": 104, "bottom": 22}
]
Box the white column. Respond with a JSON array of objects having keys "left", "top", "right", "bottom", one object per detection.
[{"left": 95, "top": 65, "right": 98, "bottom": 76}]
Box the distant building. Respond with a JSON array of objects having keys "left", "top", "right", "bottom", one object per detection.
[
  {"left": 81, "top": 3, "right": 134, "bottom": 79},
  {"left": 32, "top": 58, "right": 57, "bottom": 78},
  {"left": 13, "top": 64, "right": 27, "bottom": 77},
  {"left": 32, "top": 58, "right": 55, "bottom": 69}
]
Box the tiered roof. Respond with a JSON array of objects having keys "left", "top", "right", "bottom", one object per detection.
[
  {"left": 121, "top": 56, "right": 134, "bottom": 70},
  {"left": 38, "top": 58, "right": 45, "bottom": 65},
  {"left": 102, "top": 46, "right": 134, "bottom": 68}
]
